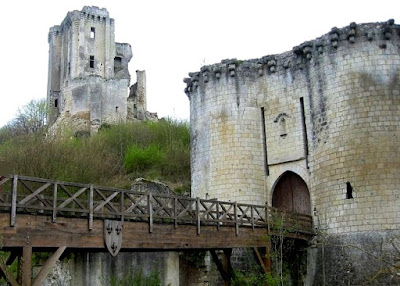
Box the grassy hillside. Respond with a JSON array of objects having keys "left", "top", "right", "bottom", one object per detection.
[{"left": 0, "top": 119, "right": 190, "bottom": 193}]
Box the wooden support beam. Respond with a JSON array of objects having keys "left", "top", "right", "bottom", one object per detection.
[
  {"left": 33, "top": 246, "right": 66, "bottom": 286},
  {"left": 210, "top": 249, "right": 234, "bottom": 286},
  {"left": 253, "top": 244, "right": 271, "bottom": 274},
  {"left": 0, "top": 251, "right": 19, "bottom": 286},
  {"left": 22, "top": 246, "right": 32, "bottom": 286}
]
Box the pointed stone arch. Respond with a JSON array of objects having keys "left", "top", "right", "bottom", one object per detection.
[{"left": 272, "top": 171, "right": 311, "bottom": 215}]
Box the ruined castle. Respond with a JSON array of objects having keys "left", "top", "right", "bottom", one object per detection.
[
  {"left": 185, "top": 20, "right": 400, "bottom": 284},
  {"left": 47, "top": 6, "right": 154, "bottom": 135}
]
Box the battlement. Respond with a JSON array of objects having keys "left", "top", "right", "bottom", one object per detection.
[
  {"left": 184, "top": 20, "right": 400, "bottom": 95},
  {"left": 81, "top": 6, "right": 109, "bottom": 18}
]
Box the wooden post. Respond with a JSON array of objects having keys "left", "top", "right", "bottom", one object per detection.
[
  {"left": 174, "top": 197, "right": 177, "bottom": 228},
  {"left": 89, "top": 185, "right": 93, "bottom": 230},
  {"left": 216, "top": 202, "right": 220, "bottom": 230},
  {"left": 11, "top": 175, "right": 18, "bottom": 227},
  {"left": 251, "top": 206, "right": 254, "bottom": 230},
  {"left": 120, "top": 190, "right": 125, "bottom": 224},
  {"left": 148, "top": 193, "right": 153, "bottom": 233},
  {"left": 196, "top": 197, "right": 200, "bottom": 235},
  {"left": 52, "top": 182, "right": 58, "bottom": 223},
  {"left": 234, "top": 202, "right": 238, "bottom": 236},
  {"left": 22, "top": 246, "right": 32, "bottom": 286}
]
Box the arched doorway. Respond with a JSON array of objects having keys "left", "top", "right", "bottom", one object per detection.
[{"left": 272, "top": 172, "right": 311, "bottom": 215}]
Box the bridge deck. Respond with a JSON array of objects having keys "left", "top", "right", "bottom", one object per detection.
[{"left": 0, "top": 175, "right": 313, "bottom": 249}]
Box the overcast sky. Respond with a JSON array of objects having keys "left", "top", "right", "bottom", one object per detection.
[{"left": 0, "top": 0, "right": 398, "bottom": 127}]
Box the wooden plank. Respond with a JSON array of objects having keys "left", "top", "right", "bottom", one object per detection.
[
  {"left": 22, "top": 246, "right": 32, "bottom": 286},
  {"left": 58, "top": 185, "right": 87, "bottom": 211},
  {"left": 33, "top": 246, "right": 66, "bottom": 286},
  {"left": 0, "top": 213, "right": 272, "bottom": 249},
  {"left": 58, "top": 187, "right": 87, "bottom": 209},
  {"left": 93, "top": 189, "right": 118, "bottom": 213},
  {"left": 19, "top": 182, "right": 51, "bottom": 205}
]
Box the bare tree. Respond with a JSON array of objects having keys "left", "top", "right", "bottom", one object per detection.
[{"left": 2, "top": 99, "right": 47, "bottom": 137}]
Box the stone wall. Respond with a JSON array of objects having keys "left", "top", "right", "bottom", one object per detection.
[
  {"left": 185, "top": 20, "right": 400, "bottom": 284},
  {"left": 41, "top": 251, "right": 179, "bottom": 286}
]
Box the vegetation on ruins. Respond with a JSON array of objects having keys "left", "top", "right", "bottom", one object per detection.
[
  {"left": 99, "top": 269, "right": 161, "bottom": 286},
  {"left": 0, "top": 110, "right": 190, "bottom": 194}
]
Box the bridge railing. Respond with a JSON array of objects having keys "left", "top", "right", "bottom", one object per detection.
[{"left": 0, "top": 175, "right": 313, "bottom": 236}]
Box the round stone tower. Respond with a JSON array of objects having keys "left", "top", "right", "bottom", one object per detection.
[{"left": 185, "top": 20, "right": 400, "bottom": 284}]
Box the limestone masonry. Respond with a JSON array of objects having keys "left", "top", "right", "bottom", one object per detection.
[
  {"left": 47, "top": 6, "right": 155, "bottom": 135},
  {"left": 185, "top": 20, "right": 400, "bottom": 284}
]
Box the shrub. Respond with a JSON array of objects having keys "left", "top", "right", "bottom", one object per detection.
[
  {"left": 124, "top": 144, "right": 165, "bottom": 173},
  {"left": 0, "top": 119, "right": 190, "bottom": 187}
]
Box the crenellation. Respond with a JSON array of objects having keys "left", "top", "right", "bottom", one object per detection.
[{"left": 185, "top": 21, "right": 400, "bottom": 96}]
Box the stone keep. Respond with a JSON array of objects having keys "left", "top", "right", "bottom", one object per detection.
[
  {"left": 47, "top": 6, "right": 148, "bottom": 134},
  {"left": 185, "top": 20, "right": 400, "bottom": 284}
]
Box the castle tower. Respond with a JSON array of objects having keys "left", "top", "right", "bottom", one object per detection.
[
  {"left": 185, "top": 20, "right": 400, "bottom": 284},
  {"left": 47, "top": 6, "right": 133, "bottom": 134}
]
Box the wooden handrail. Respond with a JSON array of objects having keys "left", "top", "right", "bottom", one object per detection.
[{"left": 0, "top": 175, "right": 314, "bottom": 236}]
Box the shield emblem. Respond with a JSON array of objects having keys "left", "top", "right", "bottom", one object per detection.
[{"left": 104, "top": 219, "right": 123, "bottom": 256}]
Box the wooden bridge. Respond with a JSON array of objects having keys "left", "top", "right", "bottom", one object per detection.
[{"left": 0, "top": 175, "right": 313, "bottom": 286}]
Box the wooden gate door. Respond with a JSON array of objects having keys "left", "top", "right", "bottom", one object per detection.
[{"left": 272, "top": 172, "right": 310, "bottom": 215}]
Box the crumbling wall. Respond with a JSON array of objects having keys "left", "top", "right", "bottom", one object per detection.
[{"left": 47, "top": 6, "right": 154, "bottom": 135}]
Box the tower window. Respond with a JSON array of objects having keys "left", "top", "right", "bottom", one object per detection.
[
  {"left": 90, "top": 27, "right": 95, "bottom": 39},
  {"left": 55, "top": 99, "right": 58, "bottom": 108},
  {"left": 90, "top": 56, "right": 95, "bottom": 68},
  {"left": 346, "top": 182, "right": 354, "bottom": 199}
]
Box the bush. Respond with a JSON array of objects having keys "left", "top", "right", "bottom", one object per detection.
[
  {"left": 124, "top": 144, "right": 165, "bottom": 173},
  {"left": 0, "top": 119, "right": 190, "bottom": 187}
]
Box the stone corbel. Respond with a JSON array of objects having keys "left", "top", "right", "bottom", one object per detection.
[
  {"left": 383, "top": 20, "right": 394, "bottom": 40},
  {"left": 347, "top": 22, "right": 357, "bottom": 44},
  {"left": 189, "top": 72, "right": 200, "bottom": 90},
  {"left": 213, "top": 66, "right": 222, "bottom": 79},
  {"left": 330, "top": 27, "right": 340, "bottom": 48},
  {"left": 367, "top": 31, "right": 374, "bottom": 41},
  {"left": 316, "top": 42, "right": 324, "bottom": 54},
  {"left": 301, "top": 42, "right": 313, "bottom": 60},
  {"left": 201, "top": 67, "right": 210, "bottom": 83},
  {"left": 257, "top": 62, "right": 264, "bottom": 76},
  {"left": 183, "top": 78, "right": 192, "bottom": 94},
  {"left": 263, "top": 56, "right": 276, "bottom": 73},
  {"left": 228, "top": 64, "right": 236, "bottom": 77},
  {"left": 267, "top": 59, "right": 277, "bottom": 73}
]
